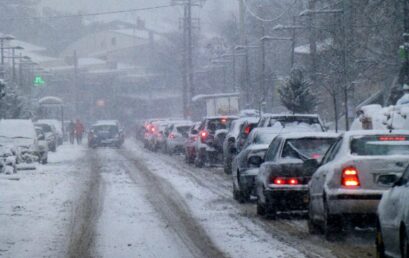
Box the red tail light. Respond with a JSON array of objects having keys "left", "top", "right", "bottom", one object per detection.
[
  {"left": 200, "top": 130, "right": 208, "bottom": 142},
  {"left": 168, "top": 133, "right": 175, "bottom": 139},
  {"left": 151, "top": 127, "right": 156, "bottom": 133},
  {"left": 244, "top": 125, "right": 251, "bottom": 135},
  {"left": 288, "top": 178, "right": 299, "bottom": 185},
  {"left": 273, "top": 178, "right": 286, "bottom": 185},
  {"left": 379, "top": 136, "right": 406, "bottom": 141},
  {"left": 342, "top": 167, "right": 360, "bottom": 187}
]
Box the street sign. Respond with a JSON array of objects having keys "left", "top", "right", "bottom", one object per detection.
[{"left": 33, "top": 75, "right": 45, "bottom": 87}]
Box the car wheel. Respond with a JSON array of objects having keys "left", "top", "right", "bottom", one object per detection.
[
  {"left": 265, "top": 197, "right": 277, "bottom": 220},
  {"left": 256, "top": 197, "right": 266, "bottom": 216},
  {"left": 401, "top": 227, "right": 409, "bottom": 258},
  {"left": 224, "top": 157, "right": 232, "bottom": 175},
  {"left": 376, "top": 222, "right": 386, "bottom": 258},
  {"left": 323, "top": 199, "right": 342, "bottom": 241},
  {"left": 308, "top": 200, "right": 320, "bottom": 235}
]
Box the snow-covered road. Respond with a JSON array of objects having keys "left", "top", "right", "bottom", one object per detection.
[{"left": 0, "top": 139, "right": 376, "bottom": 258}]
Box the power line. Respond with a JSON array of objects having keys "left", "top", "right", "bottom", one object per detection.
[{"left": 0, "top": 4, "right": 174, "bottom": 21}]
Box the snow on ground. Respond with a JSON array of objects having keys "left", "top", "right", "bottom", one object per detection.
[
  {"left": 125, "top": 140, "right": 304, "bottom": 258},
  {"left": 94, "top": 148, "right": 196, "bottom": 258},
  {"left": 0, "top": 144, "right": 86, "bottom": 257}
]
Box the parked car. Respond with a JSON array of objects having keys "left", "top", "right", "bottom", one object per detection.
[
  {"left": 164, "top": 121, "right": 193, "bottom": 154},
  {"left": 223, "top": 117, "right": 260, "bottom": 174},
  {"left": 195, "top": 116, "right": 238, "bottom": 167},
  {"left": 0, "top": 144, "right": 17, "bottom": 174},
  {"left": 184, "top": 122, "right": 201, "bottom": 164},
  {"left": 147, "top": 120, "right": 172, "bottom": 151},
  {"left": 88, "top": 120, "right": 124, "bottom": 148},
  {"left": 308, "top": 130, "right": 409, "bottom": 239},
  {"left": 257, "top": 113, "right": 326, "bottom": 132},
  {"left": 37, "top": 119, "right": 63, "bottom": 145},
  {"left": 232, "top": 128, "right": 278, "bottom": 202},
  {"left": 255, "top": 132, "right": 338, "bottom": 219},
  {"left": 34, "top": 127, "right": 49, "bottom": 164},
  {"left": 376, "top": 164, "right": 409, "bottom": 258},
  {"left": 34, "top": 122, "right": 58, "bottom": 152},
  {"left": 0, "top": 119, "right": 46, "bottom": 164}
]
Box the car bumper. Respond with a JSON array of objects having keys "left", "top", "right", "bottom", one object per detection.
[
  {"left": 265, "top": 185, "right": 309, "bottom": 211},
  {"left": 326, "top": 189, "right": 383, "bottom": 215}
]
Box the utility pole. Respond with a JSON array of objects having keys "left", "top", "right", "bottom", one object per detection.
[
  {"left": 174, "top": 0, "right": 202, "bottom": 118},
  {"left": 307, "top": 0, "right": 317, "bottom": 88},
  {"left": 403, "top": 0, "right": 409, "bottom": 87}
]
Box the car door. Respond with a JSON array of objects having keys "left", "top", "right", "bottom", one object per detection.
[
  {"left": 310, "top": 137, "right": 343, "bottom": 219},
  {"left": 258, "top": 137, "right": 282, "bottom": 187},
  {"left": 383, "top": 166, "right": 409, "bottom": 255}
]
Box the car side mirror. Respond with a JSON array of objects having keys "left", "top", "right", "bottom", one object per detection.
[
  {"left": 248, "top": 155, "right": 263, "bottom": 167},
  {"left": 378, "top": 174, "right": 399, "bottom": 187}
]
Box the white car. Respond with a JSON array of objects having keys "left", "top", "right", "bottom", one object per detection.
[
  {"left": 37, "top": 119, "right": 63, "bottom": 145},
  {"left": 0, "top": 119, "right": 47, "bottom": 164},
  {"left": 165, "top": 121, "right": 193, "bottom": 154},
  {"left": 308, "top": 130, "right": 409, "bottom": 239}
]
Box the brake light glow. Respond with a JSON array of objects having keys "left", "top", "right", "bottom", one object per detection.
[
  {"left": 311, "top": 153, "right": 321, "bottom": 159},
  {"left": 378, "top": 136, "right": 406, "bottom": 141},
  {"left": 244, "top": 126, "right": 251, "bottom": 135},
  {"left": 342, "top": 167, "right": 360, "bottom": 187},
  {"left": 151, "top": 127, "right": 156, "bottom": 133},
  {"left": 200, "top": 130, "right": 208, "bottom": 141},
  {"left": 220, "top": 117, "right": 227, "bottom": 124},
  {"left": 273, "top": 178, "right": 286, "bottom": 185},
  {"left": 288, "top": 178, "right": 299, "bottom": 185},
  {"left": 168, "top": 133, "right": 175, "bottom": 139}
]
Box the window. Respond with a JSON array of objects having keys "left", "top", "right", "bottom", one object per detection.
[
  {"left": 281, "top": 137, "right": 337, "bottom": 161},
  {"left": 350, "top": 135, "right": 409, "bottom": 156},
  {"left": 264, "top": 137, "right": 281, "bottom": 161},
  {"left": 322, "top": 137, "right": 342, "bottom": 164}
]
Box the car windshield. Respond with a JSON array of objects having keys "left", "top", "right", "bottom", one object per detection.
[
  {"left": 254, "top": 133, "right": 276, "bottom": 144},
  {"left": 282, "top": 137, "right": 337, "bottom": 160},
  {"left": 350, "top": 135, "right": 409, "bottom": 156}
]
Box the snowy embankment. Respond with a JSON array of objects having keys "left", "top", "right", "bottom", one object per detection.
[
  {"left": 125, "top": 140, "right": 304, "bottom": 258},
  {"left": 0, "top": 145, "right": 86, "bottom": 257}
]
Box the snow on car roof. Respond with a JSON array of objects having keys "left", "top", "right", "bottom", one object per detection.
[
  {"left": 278, "top": 132, "right": 339, "bottom": 139},
  {"left": 261, "top": 113, "right": 320, "bottom": 118},
  {"left": 94, "top": 120, "right": 119, "bottom": 126},
  {"left": 0, "top": 119, "right": 36, "bottom": 139},
  {"left": 203, "top": 115, "right": 239, "bottom": 120}
]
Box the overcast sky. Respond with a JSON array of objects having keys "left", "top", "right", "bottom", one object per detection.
[{"left": 39, "top": 0, "right": 237, "bottom": 34}]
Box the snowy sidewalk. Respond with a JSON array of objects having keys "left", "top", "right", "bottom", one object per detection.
[{"left": 0, "top": 144, "right": 87, "bottom": 257}]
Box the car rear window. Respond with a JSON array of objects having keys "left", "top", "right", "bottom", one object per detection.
[
  {"left": 282, "top": 137, "right": 337, "bottom": 160},
  {"left": 207, "top": 118, "right": 233, "bottom": 132},
  {"left": 254, "top": 133, "right": 276, "bottom": 144},
  {"left": 350, "top": 135, "right": 409, "bottom": 156},
  {"left": 94, "top": 125, "right": 118, "bottom": 134},
  {"left": 267, "top": 116, "right": 323, "bottom": 132},
  {"left": 176, "top": 126, "right": 190, "bottom": 135}
]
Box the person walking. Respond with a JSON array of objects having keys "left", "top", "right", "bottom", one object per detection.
[
  {"left": 75, "top": 119, "right": 85, "bottom": 144},
  {"left": 68, "top": 120, "right": 75, "bottom": 144}
]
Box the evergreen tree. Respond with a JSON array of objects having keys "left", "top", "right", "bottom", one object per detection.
[{"left": 278, "top": 68, "right": 317, "bottom": 114}]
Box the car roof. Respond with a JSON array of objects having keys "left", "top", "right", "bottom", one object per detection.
[
  {"left": 343, "top": 130, "right": 409, "bottom": 137},
  {"left": 261, "top": 113, "right": 320, "bottom": 118},
  {"left": 277, "top": 132, "right": 339, "bottom": 140},
  {"left": 203, "top": 115, "right": 239, "bottom": 120},
  {"left": 94, "top": 120, "right": 119, "bottom": 126}
]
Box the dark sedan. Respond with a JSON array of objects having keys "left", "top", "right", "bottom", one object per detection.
[
  {"left": 88, "top": 121, "right": 124, "bottom": 148},
  {"left": 255, "top": 132, "right": 338, "bottom": 218}
]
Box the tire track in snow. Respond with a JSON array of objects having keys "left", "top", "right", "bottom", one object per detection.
[
  {"left": 67, "top": 150, "right": 104, "bottom": 258},
  {"left": 119, "top": 149, "right": 228, "bottom": 258}
]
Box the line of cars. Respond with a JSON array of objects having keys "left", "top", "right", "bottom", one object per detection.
[
  {"left": 140, "top": 113, "right": 409, "bottom": 256},
  {"left": 0, "top": 119, "right": 63, "bottom": 174}
]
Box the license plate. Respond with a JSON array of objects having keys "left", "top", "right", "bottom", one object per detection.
[{"left": 303, "top": 195, "right": 309, "bottom": 203}]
